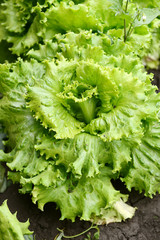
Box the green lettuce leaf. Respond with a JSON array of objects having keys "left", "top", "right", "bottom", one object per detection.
[
  {"left": 92, "top": 198, "right": 136, "bottom": 225},
  {"left": 0, "top": 55, "right": 139, "bottom": 222},
  {"left": 122, "top": 121, "right": 160, "bottom": 197},
  {"left": 0, "top": 60, "right": 49, "bottom": 177},
  {"left": 2, "top": 0, "right": 33, "bottom": 33},
  {"left": 143, "top": 19, "right": 160, "bottom": 69},
  {"left": 0, "top": 0, "right": 158, "bottom": 55},
  {"left": 0, "top": 8, "right": 160, "bottom": 225},
  {"left": 0, "top": 0, "right": 45, "bottom": 55},
  {"left": 26, "top": 57, "right": 159, "bottom": 143},
  {"left": 28, "top": 31, "right": 133, "bottom": 62},
  {"left": 132, "top": 0, "right": 160, "bottom": 8},
  {"left": 35, "top": 133, "right": 108, "bottom": 178},
  {"left": 27, "top": 29, "right": 153, "bottom": 70},
  {"left": 0, "top": 200, "right": 33, "bottom": 240},
  {"left": 31, "top": 167, "right": 135, "bottom": 222}
]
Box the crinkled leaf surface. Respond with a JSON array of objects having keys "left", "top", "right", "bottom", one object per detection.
[
  {"left": 35, "top": 133, "right": 108, "bottom": 177},
  {"left": 0, "top": 55, "right": 138, "bottom": 222},
  {"left": 0, "top": 0, "right": 157, "bottom": 55},
  {"left": 122, "top": 121, "right": 160, "bottom": 197},
  {"left": 0, "top": 31, "right": 160, "bottom": 224},
  {"left": 26, "top": 58, "right": 159, "bottom": 143},
  {"left": 31, "top": 167, "right": 132, "bottom": 222},
  {"left": 0, "top": 200, "right": 33, "bottom": 240},
  {"left": 92, "top": 198, "right": 136, "bottom": 225}
]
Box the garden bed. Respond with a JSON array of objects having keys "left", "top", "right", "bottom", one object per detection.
[
  {"left": 0, "top": 64, "right": 160, "bottom": 238},
  {"left": 1, "top": 179, "right": 160, "bottom": 239},
  {"left": 0, "top": 1, "right": 160, "bottom": 239},
  {"left": 0, "top": 68, "right": 159, "bottom": 240}
]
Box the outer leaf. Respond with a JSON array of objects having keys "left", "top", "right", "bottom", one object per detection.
[
  {"left": 92, "top": 199, "right": 136, "bottom": 225},
  {"left": 27, "top": 31, "right": 132, "bottom": 63},
  {"left": 105, "top": 138, "right": 132, "bottom": 174},
  {"left": 134, "top": 8, "right": 160, "bottom": 27},
  {"left": 107, "top": 26, "right": 153, "bottom": 58},
  {"left": 122, "top": 121, "right": 160, "bottom": 197},
  {"left": 42, "top": 0, "right": 128, "bottom": 40},
  {"left": 0, "top": 60, "right": 48, "bottom": 176},
  {"left": 27, "top": 30, "right": 153, "bottom": 70},
  {"left": 8, "top": 13, "right": 45, "bottom": 55},
  {"left": 0, "top": 1, "right": 45, "bottom": 55},
  {"left": 2, "top": 0, "right": 33, "bottom": 33},
  {"left": 20, "top": 164, "right": 65, "bottom": 189},
  {"left": 35, "top": 133, "right": 108, "bottom": 178},
  {"left": 31, "top": 167, "right": 135, "bottom": 222},
  {"left": 0, "top": 200, "right": 33, "bottom": 240},
  {"left": 44, "top": 1, "right": 102, "bottom": 39}
]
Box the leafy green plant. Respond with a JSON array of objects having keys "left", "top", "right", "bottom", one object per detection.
[
  {"left": 144, "top": 20, "right": 160, "bottom": 69},
  {"left": 0, "top": 31, "right": 160, "bottom": 223},
  {"left": 0, "top": 0, "right": 160, "bottom": 230},
  {"left": 123, "top": 0, "right": 160, "bottom": 42},
  {"left": 0, "top": 0, "right": 159, "bottom": 56},
  {"left": 0, "top": 200, "right": 34, "bottom": 240}
]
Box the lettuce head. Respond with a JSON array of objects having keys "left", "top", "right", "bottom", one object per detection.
[
  {"left": 0, "top": 31, "right": 160, "bottom": 223},
  {"left": 0, "top": 0, "right": 160, "bottom": 227}
]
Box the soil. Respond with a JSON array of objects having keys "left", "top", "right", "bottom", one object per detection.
[
  {"left": 0, "top": 68, "right": 160, "bottom": 240},
  {"left": 1, "top": 183, "right": 160, "bottom": 240}
]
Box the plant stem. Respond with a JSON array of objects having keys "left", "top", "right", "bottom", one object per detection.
[
  {"left": 56, "top": 224, "right": 99, "bottom": 239},
  {"left": 124, "top": 0, "right": 129, "bottom": 42},
  {"left": 125, "top": 11, "right": 140, "bottom": 40},
  {"left": 124, "top": 19, "right": 127, "bottom": 42},
  {"left": 125, "top": 0, "right": 129, "bottom": 12}
]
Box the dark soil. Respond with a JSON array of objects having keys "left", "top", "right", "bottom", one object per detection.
[
  {"left": 149, "top": 68, "right": 160, "bottom": 91},
  {"left": 0, "top": 68, "right": 160, "bottom": 240},
  {"left": 1, "top": 184, "right": 160, "bottom": 240}
]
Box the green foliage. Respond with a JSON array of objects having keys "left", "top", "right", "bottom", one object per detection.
[
  {"left": 0, "top": 163, "right": 7, "bottom": 193},
  {"left": 0, "top": 0, "right": 160, "bottom": 231},
  {"left": 0, "top": 127, "right": 7, "bottom": 193},
  {"left": 0, "top": 0, "right": 159, "bottom": 56},
  {"left": 0, "top": 31, "right": 160, "bottom": 223},
  {"left": 0, "top": 200, "right": 33, "bottom": 240}
]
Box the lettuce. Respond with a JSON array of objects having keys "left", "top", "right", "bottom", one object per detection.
[
  {"left": 0, "top": 55, "right": 137, "bottom": 222},
  {"left": 0, "top": 0, "right": 160, "bottom": 226},
  {"left": 143, "top": 19, "right": 160, "bottom": 69},
  {"left": 0, "top": 31, "right": 160, "bottom": 223},
  {"left": 0, "top": 0, "right": 159, "bottom": 56},
  {"left": 0, "top": 200, "right": 33, "bottom": 240}
]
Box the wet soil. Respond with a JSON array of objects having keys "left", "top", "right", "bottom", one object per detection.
[{"left": 0, "top": 69, "right": 160, "bottom": 240}]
